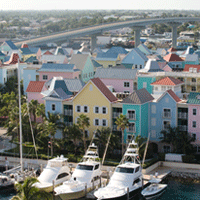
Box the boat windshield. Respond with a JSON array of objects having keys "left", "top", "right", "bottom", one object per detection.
[
  {"left": 115, "top": 167, "right": 134, "bottom": 173},
  {"left": 76, "top": 164, "right": 93, "bottom": 171}
]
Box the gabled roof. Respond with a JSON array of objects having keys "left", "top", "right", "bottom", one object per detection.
[
  {"left": 187, "top": 92, "right": 200, "bottom": 104},
  {"left": 156, "top": 89, "right": 181, "bottom": 103},
  {"left": 185, "top": 54, "right": 198, "bottom": 62},
  {"left": 92, "top": 59, "right": 102, "bottom": 68},
  {"left": 69, "top": 54, "right": 89, "bottom": 70},
  {"left": 20, "top": 48, "right": 32, "bottom": 55},
  {"left": 26, "top": 81, "right": 45, "bottom": 92},
  {"left": 94, "top": 67, "right": 137, "bottom": 80},
  {"left": 122, "top": 88, "right": 154, "bottom": 104},
  {"left": 54, "top": 47, "right": 68, "bottom": 55},
  {"left": 43, "top": 50, "right": 53, "bottom": 55},
  {"left": 151, "top": 77, "right": 184, "bottom": 86},
  {"left": 138, "top": 44, "right": 152, "bottom": 55},
  {"left": 0, "top": 51, "right": 5, "bottom": 56},
  {"left": 168, "top": 47, "right": 177, "bottom": 52},
  {"left": 25, "top": 56, "right": 38, "bottom": 63},
  {"left": 3, "top": 40, "right": 18, "bottom": 50},
  {"left": 183, "top": 64, "right": 200, "bottom": 72},
  {"left": 162, "top": 64, "right": 173, "bottom": 72},
  {"left": 163, "top": 53, "right": 183, "bottom": 62},
  {"left": 38, "top": 63, "right": 78, "bottom": 72},
  {"left": 106, "top": 46, "right": 128, "bottom": 55},
  {"left": 91, "top": 78, "right": 118, "bottom": 102},
  {"left": 4, "top": 53, "right": 23, "bottom": 64},
  {"left": 139, "top": 59, "right": 163, "bottom": 72},
  {"left": 96, "top": 52, "right": 119, "bottom": 61},
  {"left": 21, "top": 43, "right": 28, "bottom": 48}
]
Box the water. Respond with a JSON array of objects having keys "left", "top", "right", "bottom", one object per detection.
[{"left": 1, "top": 178, "right": 200, "bottom": 200}]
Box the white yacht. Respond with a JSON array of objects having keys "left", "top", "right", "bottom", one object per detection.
[
  {"left": 94, "top": 140, "right": 143, "bottom": 200},
  {"left": 34, "top": 155, "right": 71, "bottom": 192},
  {"left": 141, "top": 178, "right": 167, "bottom": 200},
  {"left": 54, "top": 143, "right": 102, "bottom": 200}
]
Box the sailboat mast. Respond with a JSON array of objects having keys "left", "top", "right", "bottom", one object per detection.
[{"left": 18, "top": 60, "right": 23, "bottom": 172}]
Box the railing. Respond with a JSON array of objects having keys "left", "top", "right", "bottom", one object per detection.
[
  {"left": 178, "top": 112, "right": 188, "bottom": 119},
  {"left": 163, "top": 112, "right": 171, "bottom": 118},
  {"left": 127, "top": 114, "right": 136, "bottom": 120},
  {"left": 178, "top": 125, "right": 188, "bottom": 131},
  {"left": 64, "top": 109, "right": 73, "bottom": 116},
  {"left": 112, "top": 125, "right": 118, "bottom": 131},
  {"left": 112, "top": 112, "right": 121, "bottom": 118}
]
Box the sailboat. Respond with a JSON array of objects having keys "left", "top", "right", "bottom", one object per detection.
[
  {"left": 54, "top": 143, "right": 102, "bottom": 200},
  {"left": 94, "top": 140, "right": 143, "bottom": 200}
]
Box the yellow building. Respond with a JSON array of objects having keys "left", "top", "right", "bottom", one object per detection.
[
  {"left": 95, "top": 54, "right": 121, "bottom": 68},
  {"left": 72, "top": 78, "right": 118, "bottom": 139}
]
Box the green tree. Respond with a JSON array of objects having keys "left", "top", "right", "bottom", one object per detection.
[
  {"left": 12, "top": 177, "right": 52, "bottom": 200},
  {"left": 77, "top": 114, "right": 90, "bottom": 152},
  {"left": 115, "top": 114, "right": 129, "bottom": 155},
  {"left": 135, "top": 135, "right": 147, "bottom": 159}
]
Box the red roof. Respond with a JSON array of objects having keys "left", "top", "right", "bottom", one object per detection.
[
  {"left": 151, "top": 77, "right": 184, "bottom": 86},
  {"left": 26, "top": 81, "right": 45, "bottom": 93},
  {"left": 4, "top": 53, "right": 23, "bottom": 64},
  {"left": 183, "top": 64, "right": 200, "bottom": 72},
  {"left": 43, "top": 50, "right": 53, "bottom": 55},
  {"left": 167, "top": 89, "right": 181, "bottom": 102},
  {"left": 163, "top": 53, "right": 183, "bottom": 62},
  {"left": 168, "top": 47, "right": 177, "bottom": 52},
  {"left": 21, "top": 43, "right": 29, "bottom": 48},
  {"left": 91, "top": 78, "right": 118, "bottom": 102}
]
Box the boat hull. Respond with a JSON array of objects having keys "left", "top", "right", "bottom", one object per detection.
[
  {"left": 57, "top": 189, "right": 86, "bottom": 200},
  {"left": 94, "top": 186, "right": 142, "bottom": 200},
  {"left": 0, "top": 184, "right": 14, "bottom": 191},
  {"left": 142, "top": 186, "right": 167, "bottom": 200}
]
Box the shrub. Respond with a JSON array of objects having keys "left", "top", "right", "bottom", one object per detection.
[{"left": 182, "top": 155, "right": 195, "bottom": 163}]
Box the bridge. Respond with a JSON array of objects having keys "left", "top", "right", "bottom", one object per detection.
[{"left": 14, "top": 17, "right": 200, "bottom": 49}]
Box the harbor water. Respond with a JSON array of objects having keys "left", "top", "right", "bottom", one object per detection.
[{"left": 1, "top": 178, "right": 200, "bottom": 200}]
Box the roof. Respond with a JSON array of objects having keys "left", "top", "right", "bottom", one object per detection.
[
  {"left": 187, "top": 92, "right": 200, "bottom": 104},
  {"left": 21, "top": 43, "right": 29, "bottom": 48},
  {"left": 138, "top": 44, "right": 152, "bottom": 55},
  {"left": 38, "top": 63, "right": 78, "bottom": 72},
  {"left": 4, "top": 53, "right": 23, "bottom": 64},
  {"left": 69, "top": 54, "right": 89, "bottom": 70},
  {"left": 0, "top": 51, "right": 5, "bottom": 56},
  {"left": 106, "top": 46, "right": 128, "bottom": 55},
  {"left": 25, "top": 56, "right": 38, "bottom": 63},
  {"left": 92, "top": 59, "right": 102, "bottom": 68},
  {"left": 122, "top": 88, "right": 154, "bottom": 104},
  {"left": 168, "top": 47, "right": 177, "bottom": 52},
  {"left": 94, "top": 67, "right": 137, "bottom": 80},
  {"left": 151, "top": 77, "right": 184, "bottom": 86},
  {"left": 26, "top": 81, "right": 45, "bottom": 92},
  {"left": 185, "top": 54, "right": 198, "bottom": 62},
  {"left": 4, "top": 40, "right": 18, "bottom": 50},
  {"left": 20, "top": 48, "right": 32, "bottom": 55},
  {"left": 163, "top": 53, "right": 183, "bottom": 62},
  {"left": 54, "top": 47, "right": 68, "bottom": 55},
  {"left": 183, "top": 64, "right": 200, "bottom": 72},
  {"left": 91, "top": 78, "right": 118, "bottom": 102},
  {"left": 96, "top": 52, "right": 119, "bottom": 61},
  {"left": 166, "top": 89, "right": 181, "bottom": 102},
  {"left": 139, "top": 59, "right": 163, "bottom": 72}
]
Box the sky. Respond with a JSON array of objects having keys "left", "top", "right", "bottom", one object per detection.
[{"left": 0, "top": 0, "right": 200, "bottom": 11}]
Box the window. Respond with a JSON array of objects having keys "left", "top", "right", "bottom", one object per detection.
[
  {"left": 151, "top": 105, "right": 156, "bottom": 114},
  {"left": 56, "top": 173, "right": 69, "bottom": 180},
  {"left": 102, "top": 107, "right": 107, "bottom": 114},
  {"left": 163, "top": 146, "right": 170, "bottom": 153},
  {"left": 52, "top": 104, "right": 55, "bottom": 111},
  {"left": 163, "top": 121, "right": 170, "bottom": 130},
  {"left": 102, "top": 119, "right": 107, "bottom": 127},
  {"left": 191, "top": 86, "right": 196, "bottom": 91},
  {"left": 143, "top": 82, "right": 147, "bottom": 88},
  {"left": 84, "top": 106, "right": 88, "bottom": 113},
  {"left": 124, "top": 82, "right": 130, "bottom": 87},
  {"left": 193, "top": 109, "right": 197, "bottom": 115},
  {"left": 43, "top": 75, "right": 48, "bottom": 80},
  {"left": 77, "top": 164, "right": 93, "bottom": 171},
  {"left": 94, "top": 106, "right": 99, "bottom": 113},
  {"left": 133, "top": 178, "right": 141, "bottom": 184},
  {"left": 193, "top": 121, "right": 196, "bottom": 128},
  {"left": 154, "top": 87, "right": 158, "bottom": 91},
  {"left": 85, "top": 130, "right": 89, "bottom": 138},
  {"left": 192, "top": 78, "right": 196, "bottom": 82},
  {"left": 76, "top": 105, "right": 81, "bottom": 112},
  {"left": 161, "top": 86, "right": 166, "bottom": 91},
  {"left": 192, "top": 133, "right": 196, "bottom": 141},
  {"left": 127, "top": 134, "right": 132, "bottom": 141},
  {"left": 135, "top": 64, "right": 137, "bottom": 69},
  {"left": 94, "top": 119, "right": 99, "bottom": 126},
  {"left": 128, "top": 123, "right": 135, "bottom": 132},
  {"left": 163, "top": 109, "right": 171, "bottom": 118},
  {"left": 135, "top": 166, "right": 140, "bottom": 173},
  {"left": 94, "top": 164, "right": 99, "bottom": 170},
  {"left": 140, "top": 65, "right": 142, "bottom": 69},
  {"left": 127, "top": 110, "right": 135, "bottom": 119},
  {"left": 124, "top": 91, "right": 130, "bottom": 94},
  {"left": 116, "top": 167, "right": 134, "bottom": 173}
]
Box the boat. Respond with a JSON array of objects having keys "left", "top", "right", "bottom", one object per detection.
[
  {"left": 34, "top": 155, "right": 71, "bottom": 192},
  {"left": 141, "top": 177, "right": 167, "bottom": 200},
  {"left": 0, "top": 173, "right": 15, "bottom": 190},
  {"left": 54, "top": 143, "right": 102, "bottom": 200},
  {"left": 94, "top": 140, "right": 143, "bottom": 200}
]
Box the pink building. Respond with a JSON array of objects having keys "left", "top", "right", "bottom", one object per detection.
[{"left": 38, "top": 63, "right": 80, "bottom": 82}]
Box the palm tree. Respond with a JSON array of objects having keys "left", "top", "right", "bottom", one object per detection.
[
  {"left": 11, "top": 177, "right": 52, "bottom": 200},
  {"left": 64, "top": 123, "right": 83, "bottom": 155},
  {"left": 135, "top": 135, "right": 147, "bottom": 159},
  {"left": 115, "top": 114, "right": 129, "bottom": 155},
  {"left": 77, "top": 114, "right": 90, "bottom": 152}
]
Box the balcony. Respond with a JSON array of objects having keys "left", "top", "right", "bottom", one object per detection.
[
  {"left": 163, "top": 112, "right": 171, "bottom": 118},
  {"left": 178, "top": 112, "right": 188, "bottom": 119},
  {"left": 64, "top": 109, "right": 73, "bottom": 116},
  {"left": 127, "top": 114, "right": 136, "bottom": 120},
  {"left": 112, "top": 112, "right": 121, "bottom": 118},
  {"left": 178, "top": 125, "right": 188, "bottom": 132},
  {"left": 127, "top": 127, "right": 136, "bottom": 133},
  {"left": 112, "top": 125, "right": 118, "bottom": 131}
]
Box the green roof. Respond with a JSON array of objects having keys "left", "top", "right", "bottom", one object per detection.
[{"left": 187, "top": 92, "right": 200, "bottom": 104}]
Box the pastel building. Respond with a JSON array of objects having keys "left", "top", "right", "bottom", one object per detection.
[
  {"left": 94, "top": 67, "right": 138, "bottom": 94},
  {"left": 38, "top": 63, "right": 80, "bottom": 82},
  {"left": 163, "top": 53, "right": 184, "bottom": 70},
  {"left": 187, "top": 92, "right": 200, "bottom": 152},
  {"left": 122, "top": 88, "right": 154, "bottom": 142}
]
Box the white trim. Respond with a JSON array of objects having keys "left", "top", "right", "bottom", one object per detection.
[
  {"left": 127, "top": 122, "right": 136, "bottom": 133},
  {"left": 76, "top": 105, "right": 81, "bottom": 113},
  {"left": 52, "top": 103, "right": 56, "bottom": 111},
  {"left": 94, "top": 118, "right": 100, "bottom": 126},
  {"left": 127, "top": 109, "right": 136, "bottom": 120},
  {"left": 83, "top": 105, "right": 89, "bottom": 113},
  {"left": 124, "top": 81, "right": 130, "bottom": 88},
  {"left": 163, "top": 120, "right": 171, "bottom": 130},
  {"left": 94, "top": 106, "right": 99, "bottom": 114},
  {"left": 102, "top": 119, "right": 108, "bottom": 127},
  {"left": 102, "top": 106, "right": 107, "bottom": 114},
  {"left": 163, "top": 108, "right": 171, "bottom": 118}
]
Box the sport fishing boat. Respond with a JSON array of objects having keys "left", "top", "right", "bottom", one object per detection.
[
  {"left": 34, "top": 155, "right": 71, "bottom": 192},
  {"left": 94, "top": 140, "right": 143, "bottom": 200},
  {"left": 54, "top": 143, "right": 102, "bottom": 200},
  {"left": 141, "top": 177, "right": 167, "bottom": 200}
]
